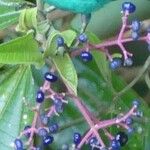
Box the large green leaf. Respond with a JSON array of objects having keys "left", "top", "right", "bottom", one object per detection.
[
  {"left": 52, "top": 54, "right": 78, "bottom": 95},
  {"left": 0, "top": 32, "right": 44, "bottom": 67},
  {"left": 0, "top": 1, "right": 22, "bottom": 30},
  {"left": 0, "top": 65, "right": 37, "bottom": 150}
]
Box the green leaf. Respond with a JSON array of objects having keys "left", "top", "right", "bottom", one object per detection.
[
  {"left": 52, "top": 54, "right": 78, "bottom": 95},
  {"left": 0, "top": 66, "right": 37, "bottom": 149},
  {"left": 44, "top": 29, "right": 77, "bottom": 57},
  {"left": 0, "top": 31, "right": 44, "bottom": 67},
  {"left": 0, "top": 4, "right": 21, "bottom": 30},
  {"left": 16, "top": 8, "right": 37, "bottom": 32},
  {"left": 87, "top": 32, "right": 111, "bottom": 82}
]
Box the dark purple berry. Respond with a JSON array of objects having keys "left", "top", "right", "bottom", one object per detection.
[
  {"left": 125, "top": 117, "right": 133, "bottom": 125},
  {"left": 124, "top": 58, "right": 133, "bottom": 67},
  {"left": 24, "top": 125, "right": 31, "bottom": 138},
  {"left": 80, "top": 51, "right": 92, "bottom": 62},
  {"left": 36, "top": 90, "right": 44, "bottom": 103},
  {"left": 111, "top": 139, "right": 121, "bottom": 150},
  {"left": 122, "top": 2, "right": 136, "bottom": 13},
  {"left": 78, "top": 33, "right": 88, "bottom": 43},
  {"left": 131, "top": 20, "right": 141, "bottom": 32},
  {"left": 115, "top": 132, "right": 128, "bottom": 147},
  {"left": 14, "top": 139, "right": 23, "bottom": 150},
  {"left": 109, "top": 58, "right": 122, "bottom": 70},
  {"left": 131, "top": 31, "right": 139, "bottom": 41},
  {"left": 73, "top": 132, "right": 81, "bottom": 145},
  {"left": 49, "top": 123, "right": 59, "bottom": 133},
  {"left": 53, "top": 97, "right": 64, "bottom": 113},
  {"left": 43, "top": 135, "right": 54, "bottom": 145},
  {"left": 57, "top": 36, "right": 64, "bottom": 47},
  {"left": 38, "top": 128, "right": 48, "bottom": 137},
  {"left": 44, "top": 72, "right": 58, "bottom": 82}
]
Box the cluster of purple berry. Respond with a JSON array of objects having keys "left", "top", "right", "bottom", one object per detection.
[{"left": 13, "top": 2, "right": 145, "bottom": 150}]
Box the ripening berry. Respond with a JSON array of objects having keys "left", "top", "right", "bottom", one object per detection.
[
  {"left": 36, "top": 90, "right": 45, "bottom": 103},
  {"left": 38, "top": 128, "right": 49, "bottom": 137},
  {"left": 14, "top": 139, "right": 23, "bottom": 150},
  {"left": 132, "top": 99, "right": 140, "bottom": 108},
  {"left": 115, "top": 132, "right": 128, "bottom": 147},
  {"left": 80, "top": 51, "right": 93, "bottom": 62},
  {"left": 89, "top": 137, "right": 99, "bottom": 147},
  {"left": 57, "top": 36, "right": 64, "bottom": 47},
  {"left": 131, "top": 20, "right": 141, "bottom": 32},
  {"left": 78, "top": 33, "right": 88, "bottom": 43},
  {"left": 135, "top": 110, "right": 143, "bottom": 118},
  {"left": 73, "top": 132, "right": 81, "bottom": 145},
  {"left": 49, "top": 123, "right": 59, "bottom": 133},
  {"left": 111, "top": 139, "right": 121, "bottom": 150},
  {"left": 122, "top": 2, "right": 136, "bottom": 13},
  {"left": 125, "top": 117, "right": 133, "bottom": 125},
  {"left": 124, "top": 58, "right": 133, "bottom": 67},
  {"left": 44, "top": 72, "right": 58, "bottom": 82},
  {"left": 43, "top": 135, "right": 54, "bottom": 145},
  {"left": 109, "top": 58, "right": 122, "bottom": 70},
  {"left": 24, "top": 125, "right": 31, "bottom": 138},
  {"left": 40, "top": 114, "right": 49, "bottom": 125},
  {"left": 131, "top": 31, "right": 139, "bottom": 41}
]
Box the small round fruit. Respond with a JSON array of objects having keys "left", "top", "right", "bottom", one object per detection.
[
  {"left": 73, "top": 132, "right": 81, "bottom": 145},
  {"left": 44, "top": 72, "right": 58, "bottom": 82},
  {"left": 78, "top": 33, "right": 88, "bottom": 43},
  {"left": 38, "top": 128, "right": 48, "bottom": 137},
  {"left": 80, "top": 51, "right": 92, "bottom": 62},
  {"left": 49, "top": 123, "right": 59, "bottom": 133},
  {"left": 115, "top": 131, "right": 128, "bottom": 147},
  {"left": 89, "top": 137, "right": 99, "bottom": 147},
  {"left": 124, "top": 58, "right": 133, "bottom": 67},
  {"left": 57, "top": 36, "right": 64, "bottom": 47},
  {"left": 40, "top": 114, "right": 49, "bottom": 125},
  {"left": 43, "top": 135, "right": 54, "bottom": 145},
  {"left": 125, "top": 117, "right": 133, "bottom": 125},
  {"left": 24, "top": 125, "right": 31, "bottom": 138},
  {"left": 131, "top": 31, "right": 139, "bottom": 41},
  {"left": 111, "top": 139, "right": 121, "bottom": 150},
  {"left": 14, "top": 139, "right": 23, "bottom": 150},
  {"left": 132, "top": 99, "right": 140, "bottom": 108},
  {"left": 36, "top": 90, "right": 45, "bottom": 103},
  {"left": 131, "top": 20, "right": 141, "bottom": 32},
  {"left": 135, "top": 110, "right": 143, "bottom": 118},
  {"left": 122, "top": 2, "right": 136, "bottom": 13},
  {"left": 109, "top": 58, "right": 122, "bottom": 70}
]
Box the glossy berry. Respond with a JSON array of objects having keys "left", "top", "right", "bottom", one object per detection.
[
  {"left": 125, "top": 117, "right": 133, "bottom": 125},
  {"left": 78, "top": 33, "right": 88, "bottom": 43},
  {"left": 89, "top": 137, "right": 99, "bottom": 147},
  {"left": 109, "top": 58, "right": 122, "bottom": 70},
  {"left": 132, "top": 99, "right": 140, "bottom": 108},
  {"left": 36, "top": 90, "right": 45, "bottom": 103},
  {"left": 111, "top": 139, "right": 121, "bottom": 150},
  {"left": 131, "top": 31, "right": 139, "bottom": 41},
  {"left": 80, "top": 51, "right": 93, "bottom": 62},
  {"left": 40, "top": 114, "right": 49, "bottom": 125},
  {"left": 57, "top": 36, "right": 64, "bottom": 47},
  {"left": 115, "top": 132, "right": 128, "bottom": 147},
  {"left": 124, "top": 58, "right": 133, "bottom": 67},
  {"left": 49, "top": 123, "right": 59, "bottom": 133},
  {"left": 24, "top": 125, "right": 31, "bottom": 138},
  {"left": 14, "top": 139, "right": 23, "bottom": 150},
  {"left": 131, "top": 20, "right": 141, "bottom": 32},
  {"left": 44, "top": 72, "right": 58, "bottom": 82},
  {"left": 73, "top": 132, "right": 81, "bottom": 145},
  {"left": 122, "top": 2, "right": 136, "bottom": 13},
  {"left": 43, "top": 135, "right": 54, "bottom": 145}
]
